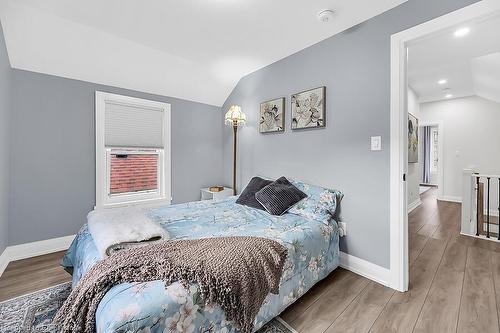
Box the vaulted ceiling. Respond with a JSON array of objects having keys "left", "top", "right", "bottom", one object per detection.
[
  {"left": 408, "top": 14, "right": 500, "bottom": 104},
  {"left": 0, "top": 0, "right": 407, "bottom": 106}
]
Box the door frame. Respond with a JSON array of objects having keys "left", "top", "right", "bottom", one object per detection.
[{"left": 389, "top": 0, "right": 500, "bottom": 292}]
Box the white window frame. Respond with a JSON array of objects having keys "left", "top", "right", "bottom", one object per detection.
[{"left": 95, "top": 91, "right": 171, "bottom": 208}]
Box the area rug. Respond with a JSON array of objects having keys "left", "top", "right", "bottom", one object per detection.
[{"left": 0, "top": 282, "right": 297, "bottom": 333}]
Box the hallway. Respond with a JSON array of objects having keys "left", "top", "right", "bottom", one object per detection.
[{"left": 406, "top": 188, "right": 500, "bottom": 333}]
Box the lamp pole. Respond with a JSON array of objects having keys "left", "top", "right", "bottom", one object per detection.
[
  {"left": 225, "top": 105, "right": 245, "bottom": 196},
  {"left": 232, "top": 120, "right": 237, "bottom": 195}
]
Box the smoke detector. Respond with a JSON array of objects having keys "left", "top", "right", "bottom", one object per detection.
[{"left": 317, "top": 9, "right": 335, "bottom": 23}]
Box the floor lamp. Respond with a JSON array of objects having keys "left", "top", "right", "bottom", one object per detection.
[{"left": 224, "top": 105, "right": 246, "bottom": 195}]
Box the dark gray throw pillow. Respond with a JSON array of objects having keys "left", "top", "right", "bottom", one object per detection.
[
  {"left": 236, "top": 176, "right": 273, "bottom": 210},
  {"left": 255, "top": 176, "right": 307, "bottom": 215}
]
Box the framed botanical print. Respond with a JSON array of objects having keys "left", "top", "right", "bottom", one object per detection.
[
  {"left": 291, "top": 86, "right": 326, "bottom": 130},
  {"left": 260, "top": 98, "right": 285, "bottom": 133},
  {"left": 408, "top": 113, "right": 419, "bottom": 163}
]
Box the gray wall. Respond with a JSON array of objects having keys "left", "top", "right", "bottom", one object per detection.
[
  {"left": 222, "top": 0, "right": 479, "bottom": 269},
  {"left": 0, "top": 23, "right": 11, "bottom": 253},
  {"left": 9, "top": 70, "right": 223, "bottom": 245}
]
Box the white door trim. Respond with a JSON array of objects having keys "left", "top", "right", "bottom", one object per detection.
[{"left": 390, "top": 0, "right": 500, "bottom": 292}]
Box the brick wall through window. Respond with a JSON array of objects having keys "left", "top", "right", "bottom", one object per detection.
[{"left": 110, "top": 154, "right": 158, "bottom": 195}]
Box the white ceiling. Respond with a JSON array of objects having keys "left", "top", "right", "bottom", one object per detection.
[
  {"left": 408, "top": 14, "right": 500, "bottom": 104},
  {"left": 0, "top": 0, "right": 406, "bottom": 106},
  {"left": 471, "top": 52, "right": 500, "bottom": 103}
]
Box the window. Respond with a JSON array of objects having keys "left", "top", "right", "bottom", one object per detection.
[
  {"left": 95, "top": 92, "right": 171, "bottom": 208},
  {"left": 109, "top": 150, "right": 159, "bottom": 195}
]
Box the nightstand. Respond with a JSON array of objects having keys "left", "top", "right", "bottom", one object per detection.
[{"left": 200, "top": 187, "right": 234, "bottom": 200}]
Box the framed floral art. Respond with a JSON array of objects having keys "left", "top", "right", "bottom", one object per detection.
[
  {"left": 260, "top": 98, "right": 285, "bottom": 133},
  {"left": 408, "top": 113, "right": 419, "bottom": 163},
  {"left": 291, "top": 86, "right": 326, "bottom": 130}
]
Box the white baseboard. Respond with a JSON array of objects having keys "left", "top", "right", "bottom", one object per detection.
[
  {"left": 0, "top": 249, "right": 9, "bottom": 278},
  {"left": 438, "top": 195, "right": 462, "bottom": 203},
  {"left": 0, "top": 235, "right": 75, "bottom": 277},
  {"left": 340, "top": 251, "right": 391, "bottom": 288},
  {"left": 408, "top": 199, "right": 422, "bottom": 213}
]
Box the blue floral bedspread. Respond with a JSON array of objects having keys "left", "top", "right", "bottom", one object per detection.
[{"left": 62, "top": 197, "right": 340, "bottom": 333}]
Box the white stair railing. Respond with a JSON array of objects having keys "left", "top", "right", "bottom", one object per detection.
[{"left": 462, "top": 169, "right": 500, "bottom": 240}]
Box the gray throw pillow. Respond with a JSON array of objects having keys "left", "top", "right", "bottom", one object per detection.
[
  {"left": 236, "top": 177, "right": 273, "bottom": 210},
  {"left": 255, "top": 176, "right": 307, "bottom": 215}
]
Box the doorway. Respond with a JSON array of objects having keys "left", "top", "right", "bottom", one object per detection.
[
  {"left": 389, "top": 0, "right": 500, "bottom": 292},
  {"left": 419, "top": 122, "right": 443, "bottom": 197},
  {"left": 421, "top": 125, "right": 438, "bottom": 186}
]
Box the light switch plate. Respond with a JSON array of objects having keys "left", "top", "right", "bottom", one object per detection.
[{"left": 371, "top": 136, "right": 382, "bottom": 151}]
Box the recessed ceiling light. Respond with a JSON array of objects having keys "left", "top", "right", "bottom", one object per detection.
[
  {"left": 438, "top": 79, "right": 447, "bottom": 85},
  {"left": 317, "top": 9, "right": 335, "bottom": 23},
  {"left": 454, "top": 27, "right": 470, "bottom": 38},
  {"left": 445, "top": 94, "right": 453, "bottom": 99}
]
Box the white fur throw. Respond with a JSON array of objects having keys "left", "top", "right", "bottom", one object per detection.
[{"left": 87, "top": 206, "right": 169, "bottom": 258}]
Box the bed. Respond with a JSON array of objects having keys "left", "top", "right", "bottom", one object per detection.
[{"left": 62, "top": 196, "right": 340, "bottom": 333}]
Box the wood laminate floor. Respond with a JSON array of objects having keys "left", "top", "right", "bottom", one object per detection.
[
  {"left": 1, "top": 188, "right": 500, "bottom": 332},
  {"left": 0, "top": 251, "right": 71, "bottom": 302},
  {"left": 281, "top": 188, "right": 500, "bottom": 333}
]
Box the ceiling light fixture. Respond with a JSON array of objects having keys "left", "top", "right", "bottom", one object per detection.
[
  {"left": 454, "top": 27, "right": 470, "bottom": 38},
  {"left": 438, "top": 79, "right": 447, "bottom": 85},
  {"left": 317, "top": 9, "right": 335, "bottom": 23},
  {"left": 445, "top": 94, "right": 453, "bottom": 99}
]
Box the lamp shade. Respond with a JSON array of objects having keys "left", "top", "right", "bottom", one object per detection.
[{"left": 225, "top": 105, "right": 246, "bottom": 126}]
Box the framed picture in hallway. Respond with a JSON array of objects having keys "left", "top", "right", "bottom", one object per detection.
[
  {"left": 408, "top": 113, "right": 419, "bottom": 163},
  {"left": 260, "top": 98, "right": 285, "bottom": 133},
  {"left": 291, "top": 86, "right": 326, "bottom": 130}
]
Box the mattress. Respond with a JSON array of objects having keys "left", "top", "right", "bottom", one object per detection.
[{"left": 62, "top": 197, "right": 340, "bottom": 332}]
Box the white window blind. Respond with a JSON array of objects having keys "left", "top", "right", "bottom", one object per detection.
[
  {"left": 96, "top": 91, "right": 171, "bottom": 208},
  {"left": 105, "top": 102, "right": 164, "bottom": 148}
]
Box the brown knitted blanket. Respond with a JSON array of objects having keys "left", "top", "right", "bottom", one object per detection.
[{"left": 54, "top": 236, "right": 288, "bottom": 333}]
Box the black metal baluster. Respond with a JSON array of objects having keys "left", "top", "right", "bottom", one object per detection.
[
  {"left": 476, "top": 176, "right": 480, "bottom": 236},
  {"left": 487, "top": 177, "right": 491, "bottom": 238}
]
